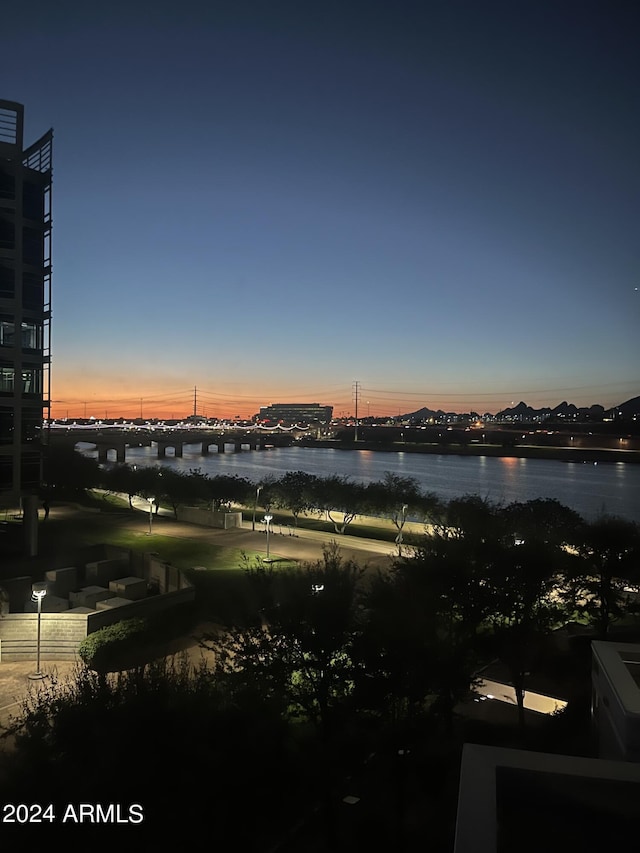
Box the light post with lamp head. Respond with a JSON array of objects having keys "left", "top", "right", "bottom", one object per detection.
[
  {"left": 147, "top": 497, "right": 155, "bottom": 534},
  {"left": 29, "top": 582, "right": 47, "bottom": 680},
  {"left": 395, "top": 504, "right": 409, "bottom": 556},
  {"left": 263, "top": 514, "right": 273, "bottom": 562},
  {"left": 252, "top": 485, "right": 262, "bottom": 531}
]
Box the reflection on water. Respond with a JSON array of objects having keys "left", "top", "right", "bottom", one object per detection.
[{"left": 81, "top": 444, "right": 640, "bottom": 522}]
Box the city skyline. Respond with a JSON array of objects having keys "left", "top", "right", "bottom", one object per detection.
[
  {"left": 3, "top": 1, "right": 639, "bottom": 420},
  {"left": 46, "top": 382, "right": 638, "bottom": 423}
]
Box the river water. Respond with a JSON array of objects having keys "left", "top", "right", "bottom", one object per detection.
[{"left": 82, "top": 443, "right": 640, "bottom": 523}]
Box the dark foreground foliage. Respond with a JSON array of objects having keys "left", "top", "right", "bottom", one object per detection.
[{"left": 0, "top": 657, "right": 310, "bottom": 845}]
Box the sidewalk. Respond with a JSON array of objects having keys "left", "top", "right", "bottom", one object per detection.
[
  {"left": 0, "top": 660, "right": 78, "bottom": 734},
  {"left": 124, "top": 493, "right": 401, "bottom": 568}
]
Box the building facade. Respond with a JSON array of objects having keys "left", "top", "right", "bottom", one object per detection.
[
  {"left": 0, "top": 100, "right": 52, "bottom": 548},
  {"left": 257, "top": 402, "right": 333, "bottom": 425}
]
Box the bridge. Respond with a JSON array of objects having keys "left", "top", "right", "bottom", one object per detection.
[{"left": 49, "top": 428, "right": 296, "bottom": 463}]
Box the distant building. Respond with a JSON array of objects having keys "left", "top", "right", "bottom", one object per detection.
[
  {"left": 0, "top": 100, "right": 52, "bottom": 552},
  {"left": 257, "top": 402, "right": 333, "bottom": 425}
]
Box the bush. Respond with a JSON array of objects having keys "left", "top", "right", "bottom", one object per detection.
[
  {"left": 78, "top": 604, "right": 198, "bottom": 672},
  {"left": 78, "top": 618, "right": 149, "bottom": 672}
]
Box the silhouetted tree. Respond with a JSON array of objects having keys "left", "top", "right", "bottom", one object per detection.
[
  {"left": 43, "top": 445, "right": 101, "bottom": 496},
  {"left": 365, "top": 473, "right": 427, "bottom": 554},
  {"left": 567, "top": 515, "right": 640, "bottom": 637},
  {"left": 272, "top": 471, "right": 319, "bottom": 526},
  {"left": 101, "top": 463, "right": 138, "bottom": 507},
  {"left": 483, "top": 539, "right": 567, "bottom": 734},
  {"left": 204, "top": 473, "right": 252, "bottom": 511},
  {"left": 313, "top": 475, "right": 367, "bottom": 534},
  {"left": 206, "top": 543, "right": 364, "bottom": 738},
  {"left": 502, "top": 498, "right": 583, "bottom": 548},
  {"left": 155, "top": 468, "right": 194, "bottom": 518}
]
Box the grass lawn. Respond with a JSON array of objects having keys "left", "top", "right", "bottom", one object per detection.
[{"left": 2, "top": 507, "right": 285, "bottom": 577}]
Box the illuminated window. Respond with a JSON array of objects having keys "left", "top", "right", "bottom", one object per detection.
[
  {"left": 0, "top": 317, "right": 14, "bottom": 347},
  {"left": 0, "top": 366, "right": 14, "bottom": 392},
  {"left": 20, "top": 321, "right": 41, "bottom": 350},
  {"left": 21, "top": 368, "right": 42, "bottom": 394}
]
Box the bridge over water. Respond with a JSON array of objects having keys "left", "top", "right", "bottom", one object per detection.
[{"left": 49, "top": 428, "right": 295, "bottom": 463}]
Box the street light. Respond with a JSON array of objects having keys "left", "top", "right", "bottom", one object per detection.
[
  {"left": 263, "top": 513, "right": 273, "bottom": 562},
  {"left": 29, "top": 582, "right": 47, "bottom": 680},
  {"left": 395, "top": 504, "right": 409, "bottom": 556},
  {"left": 252, "top": 485, "right": 262, "bottom": 531},
  {"left": 147, "top": 497, "right": 155, "bottom": 535}
]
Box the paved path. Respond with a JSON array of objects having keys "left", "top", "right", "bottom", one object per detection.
[{"left": 122, "top": 494, "right": 403, "bottom": 569}]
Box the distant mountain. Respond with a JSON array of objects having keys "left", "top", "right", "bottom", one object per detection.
[
  {"left": 613, "top": 395, "right": 640, "bottom": 419},
  {"left": 404, "top": 406, "right": 448, "bottom": 420},
  {"left": 400, "top": 395, "right": 638, "bottom": 421}
]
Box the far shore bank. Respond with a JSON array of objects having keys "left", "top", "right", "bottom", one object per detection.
[{"left": 298, "top": 439, "right": 640, "bottom": 464}]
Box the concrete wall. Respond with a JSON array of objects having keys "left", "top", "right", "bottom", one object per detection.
[
  {"left": 0, "top": 550, "right": 195, "bottom": 662},
  {"left": 592, "top": 641, "right": 640, "bottom": 762},
  {"left": 0, "top": 612, "right": 89, "bottom": 662}
]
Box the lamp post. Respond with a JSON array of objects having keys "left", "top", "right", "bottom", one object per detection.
[
  {"left": 264, "top": 513, "right": 273, "bottom": 562},
  {"left": 395, "top": 504, "right": 409, "bottom": 556},
  {"left": 147, "top": 497, "right": 155, "bottom": 535},
  {"left": 252, "top": 485, "right": 262, "bottom": 531},
  {"left": 29, "top": 582, "right": 47, "bottom": 680}
]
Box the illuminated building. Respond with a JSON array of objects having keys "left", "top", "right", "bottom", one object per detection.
[{"left": 257, "top": 402, "right": 333, "bottom": 425}]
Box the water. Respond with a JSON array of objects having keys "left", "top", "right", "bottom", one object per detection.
[{"left": 81, "top": 443, "right": 640, "bottom": 523}]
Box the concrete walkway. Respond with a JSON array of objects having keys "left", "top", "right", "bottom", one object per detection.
[{"left": 124, "top": 494, "right": 403, "bottom": 569}]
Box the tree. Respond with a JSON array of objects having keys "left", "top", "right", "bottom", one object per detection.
[
  {"left": 101, "top": 463, "right": 138, "bottom": 507},
  {"left": 43, "top": 445, "right": 101, "bottom": 496},
  {"left": 502, "top": 498, "right": 583, "bottom": 548},
  {"left": 364, "top": 472, "right": 429, "bottom": 555},
  {"left": 130, "top": 465, "right": 163, "bottom": 510},
  {"left": 483, "top": 539, "right": 567, "bottom": 733},
  {"left": 314, "top": 475, "right": 366, "bottom": 535},
  {"left": 567, "top": 515, "right": 640, "bottom": 637},
  {"left": 430, "top": 494, "right": 502, "bottom": 544},
  {"left": 206, "top": 543, "right": 364, "bottom": 738},
  {"left": 156, "top": 468, "right": 195, "bottom": 518},
  {"left": 272, "top": 471, "right": 319, "bottom": 526},
  {"left": 357, "top": 532, "right": 495, "bottom": 734},
  {"left": 204, "top": 474, "right": 252, "bottom": 511}
]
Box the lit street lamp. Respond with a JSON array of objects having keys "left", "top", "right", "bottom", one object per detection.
[
  {"left": 263, "top": 513, "right": 273, "bottom": 562},
  {"left": 29, "top": 582, "right": 47, "bottom": 680},
  {"left": 252, "top": 485, "right": 262, "bottom": 531},
  {"left": 395, "top": 504, "right": 409, "bottom": 556},
  {"left": 147, "top": 497, "right": 155, "bottom": 535}
]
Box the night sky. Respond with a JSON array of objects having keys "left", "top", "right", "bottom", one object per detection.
[{"left": 3, "top": 0, "right": 639, "bottom": 419}]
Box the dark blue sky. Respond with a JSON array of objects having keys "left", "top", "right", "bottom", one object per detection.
[{"left": 4, "top": 0, "right": 638, "bottom": 418}]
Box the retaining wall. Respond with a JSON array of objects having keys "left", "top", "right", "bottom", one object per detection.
[{"left": 0, "top": 552, "right": 195, "bottom": 662}]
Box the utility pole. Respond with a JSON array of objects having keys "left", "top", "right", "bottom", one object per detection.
[
  {"left": 353, "top": 380, "right": 360, "bottom": 442},
  {"left": 193, "top": 386, "right": 197, "bottom": 417}
]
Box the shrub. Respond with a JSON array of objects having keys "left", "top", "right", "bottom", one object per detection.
[{"left": 78, "top": 618, "right": 149, "bottom": 672}]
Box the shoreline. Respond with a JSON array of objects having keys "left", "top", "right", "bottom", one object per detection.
[{"left": 298, "top": 439, "right": 640, "bottom": 464}]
